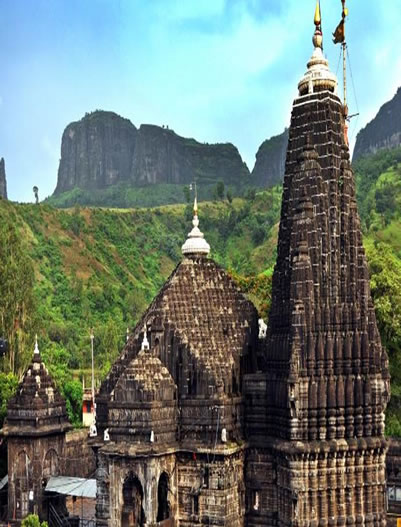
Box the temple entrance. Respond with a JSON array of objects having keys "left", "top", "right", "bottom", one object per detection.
[
  {"left": 121, "top": 473, "right": 145, "bottom": 527},
  {"left": 14, "top": 451, "right": 31, "bottom": 519},
  {"left": 157, "top": 472, "right": 170, "bottom": 522}
]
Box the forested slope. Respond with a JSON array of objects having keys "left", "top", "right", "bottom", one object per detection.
[{"left": 0, "top": 146, "right": 400, "bottom": 433}]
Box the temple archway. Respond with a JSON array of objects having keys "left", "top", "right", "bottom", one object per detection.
[
  {"left": 157, "top": 472, "right": 170, "bottom": 522},
  {"left": 43, "top": 449, "right": 59, "bottom": 482},
  {"left": 14, "top": 451, "right": 31, "bottom": 519},
  {"left": 121, "top": 473, "right": 145, "bottom": 527}
]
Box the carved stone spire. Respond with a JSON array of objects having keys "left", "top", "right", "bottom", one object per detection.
[{"left": 257, "top": 2, "right": 390, "bottom": 525}]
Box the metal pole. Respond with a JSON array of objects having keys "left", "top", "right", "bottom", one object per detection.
[
  {"left": 343, "top": 42, "right": 347, "bottom": 115},
  {"left": 90, "top": 330, "right": 95, "bottom": 420},
  {"left": 342, "top": 0, "right": 348, "bottom": 117}
]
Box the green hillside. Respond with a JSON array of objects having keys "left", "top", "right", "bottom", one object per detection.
[{"left": 0, "top": 146, "right": 400, "bottom": 434}]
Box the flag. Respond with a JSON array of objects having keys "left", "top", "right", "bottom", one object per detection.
[{"left": 333, "top": 19, "right": 345, "bottom": 44}]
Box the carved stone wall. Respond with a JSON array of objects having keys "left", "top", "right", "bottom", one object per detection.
[
  {"left": 7, "top": 434, "right": 65, "bottom": 520},
  {"left": 177, "top": 450, "right": 245, "bottom": 527},
  {"left": 96, "top": 450, "right": 177, "bottom": 527}
]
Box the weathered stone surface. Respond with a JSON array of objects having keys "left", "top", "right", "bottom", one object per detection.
[
  {"left": 54, "top": 112, "right": 250, "bottom": 196},
  {"left": 387, "top": 438, "right": 401, "bottom": 526},
  {"left": 353, "top": 86, "right": 401, "bottom": 160},
  {"left": 251, "top": 129, "right": 289, "bottom": 188},
  {"left": 55, "top": 111, "right": 138, "bottom": 194},
  {"left": 0, "top": 157, "right": 8, "bottom": 199},
  {"left": 244, "top": 82, "right": 390, "bottom": 527}
]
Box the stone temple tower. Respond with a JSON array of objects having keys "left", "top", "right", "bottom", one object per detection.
[{"left": 245, "top": 3, "right": 390, "bottom": 526}]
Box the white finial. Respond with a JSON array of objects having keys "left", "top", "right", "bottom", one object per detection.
[
  {"left": 126, "top": 328, "right": 129, "bottom": 343},
  {"left": 34, "top": 334, "right": 40, "bottom": 355},
  {"left": 258, "top": 319, "right": 267, "bottom": 339},
  {"left": 221, "top": 428, "right": 227, "bottom": 443},
  {"left": 181, "top": 197, "right": 210, "bottom": 256},
  {"left": 298, "top": 2, "right": 337, "bottom": 97},
  {"left": 141, "top": 328, "right": 150, "bottom": 351}
]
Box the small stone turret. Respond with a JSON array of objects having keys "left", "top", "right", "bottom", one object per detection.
[
  {"left": 1, "top": 338, "right": 71, "bottom": 522},
  {"left": 109, "top": 331, "right": 178, "bottom": 444},
  {"left": 4, "top": 336, "right": 71, "bottom": 436}
]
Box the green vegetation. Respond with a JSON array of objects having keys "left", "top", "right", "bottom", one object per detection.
[
  {"left": 46, "top": 182, "right": 249, "bottom": 209},
  {"left": 21, "top": 514, "right": 48, "bottom": 527},
  {"left": 0, "top": 146, "right": 400, "bottom": 436}
]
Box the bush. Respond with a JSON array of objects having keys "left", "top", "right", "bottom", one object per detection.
[{"left": 22, "top": 514, "right": 48, "bottom": 527}]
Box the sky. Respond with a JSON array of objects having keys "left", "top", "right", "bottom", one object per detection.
[{"left": 1, "top": 0, "right": 401, "bottom": 203}]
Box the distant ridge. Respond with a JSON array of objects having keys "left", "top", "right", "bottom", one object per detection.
[
  {"left": 353, "top": 87, "right": 401, "bottom": 161},
  {"left": 54, "top": 111, "right": 250, "bottom": 197}
]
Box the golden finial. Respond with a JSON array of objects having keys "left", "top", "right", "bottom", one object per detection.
[{"left": 314, "top": 0, "right": 321, "bottom": 27}]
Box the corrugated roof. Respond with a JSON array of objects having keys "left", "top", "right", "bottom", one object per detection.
[
  {"left": 45, "top": 476, "right": 96, "bottom": 498},
  {"left": 0, "top": 475, "right": 8, "bottom": 490}
]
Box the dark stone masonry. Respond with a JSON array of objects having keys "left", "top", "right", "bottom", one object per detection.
[{"left": 1, "top": 5, "right": 394, "bottom": 527}]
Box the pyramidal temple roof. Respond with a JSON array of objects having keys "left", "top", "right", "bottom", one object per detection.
[
  {"left": 99, "top": 203, "right": 258, "bottom": 401},
  {"left": 2, "top": 337, "right": 71, "bottom": 437}
]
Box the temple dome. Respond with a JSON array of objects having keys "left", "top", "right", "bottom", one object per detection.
[
  {"left": 181, "top": 198, "right": 210, "bottom": 256},
  {"left": 298, "top": 10, "right": 338, "bottom": 97}
]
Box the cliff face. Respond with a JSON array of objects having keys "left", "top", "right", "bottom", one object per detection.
[
  {"left": 353, "top": 87, "right": 401, "bottom": 161},
  {"left": 54, "top": 112, "right": 250, "bottom": 196},
  {"left": 55, "top": 111, "right": 138, "bottom": 194},
  {"left": 251, "top": 129, "right": 289, "bottom": 188},
  {"left": 0, "top": 158, "right": 8, "bottom": 199}
]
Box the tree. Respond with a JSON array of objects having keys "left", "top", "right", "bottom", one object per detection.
[
  {"left": 21, "top": 514, "right": 48, "bottom": 527},
  {"left": 0, "top": 207, "right": 37, "bottom": 375},
  {"left": 33, "top": 186, "right": 39, "bottom": 204},
  {"left": 183, "top": 186, "right": 191, "bottom": 203},
  {"left": 366, "top": 242, "right": 401, "bottom": 436},
  {"left": 0, "top": 372, "right": 18, "bottom": 426},
  {"left": 226, "top": 190, "right": 233, "bottom": 204},
  {"left": 216, "top": 181, "right": 225, "bottom": 200},
  {"left": 63, "top": 379, "right": 83, "bottom": 426}
]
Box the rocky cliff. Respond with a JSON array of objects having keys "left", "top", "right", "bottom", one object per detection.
[
  {"left": 55, "top": 111, "right": 138, "bottom": 194},
  {"left": 0, "top": 158, "right": 8, "bottom": 199},
  {"left": 54, "top": 111, "right": 250, "bottom": 196},
  {"left": 251, "top": 129, "right": 288, "bottom": 188},
  {"left": 353, "top": 87, "right": 401, "bottom": 161}
]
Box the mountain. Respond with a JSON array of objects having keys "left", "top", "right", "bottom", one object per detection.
[
  {"left": 53, "top": 111, "right": 250, "bottom": 203},
  {"left": 353, "top": 87, "right": 401, "bottom": 161},
  {"left": 0, "top": 158, "right": 8, "bottom": 200},
  {"left": 251, "top": 129, "right": 288, "bottom": 187}
]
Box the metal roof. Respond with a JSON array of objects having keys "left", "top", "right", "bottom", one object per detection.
[
  {"left": 45, "top": 476, "right": 96, "bottom": 498},
  {"left": 0, "top": 475, "right": 8, "bottom": 490}
]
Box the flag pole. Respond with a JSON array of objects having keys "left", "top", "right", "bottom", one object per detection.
[{"left": 342, "top": 0, "right": 348, "bottom": 118}]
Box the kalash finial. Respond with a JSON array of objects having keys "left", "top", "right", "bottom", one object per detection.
[
  {"left": 312, "top": 0, "right": 323, "bottom": 49},
  {"left": 181, "top": 195, "right": 210, "bottom": 257},
  {"left": 298, "top": 0, "right": 337, "bottom": 96},
  {"left": 34, "top": 334, "right": 40, "bottom": 355},
  {"left": 141, "top": 328, "right": 150, "bottom": 351}
]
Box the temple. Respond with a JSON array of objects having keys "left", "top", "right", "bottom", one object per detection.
[
  {"left": 1, "top": 2, "right": 391, "bottom": 526},
  {"left": 244, "top": 2, "right": 390, "bottom": 524}
]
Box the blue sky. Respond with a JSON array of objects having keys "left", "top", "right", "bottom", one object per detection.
[{"left": 1, "top": 0, "right": 400, "bottom": 203}]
